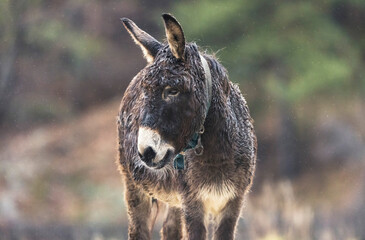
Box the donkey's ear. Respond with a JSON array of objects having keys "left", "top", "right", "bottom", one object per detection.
[
  {"left": 121, "top": 18, "right": 162, "bottom": 63},
  {"left": 162, "top": 14, "right": 185, "bottom": 60}
]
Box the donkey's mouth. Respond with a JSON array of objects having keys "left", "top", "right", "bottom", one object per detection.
[{"left": 140, "top": 149, "right": 174, "bottom": 169}]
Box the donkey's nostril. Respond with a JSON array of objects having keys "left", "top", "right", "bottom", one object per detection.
[
  {"left": 144, "top": 147, "right": 157, "bottom": 161},
  {"left": 140, "top": 146, "right": 156, "bottom": 164}
]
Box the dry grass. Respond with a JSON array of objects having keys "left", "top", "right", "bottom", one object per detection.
[{"left": 240, "top": 179, "right": 365, "bottom": 240}]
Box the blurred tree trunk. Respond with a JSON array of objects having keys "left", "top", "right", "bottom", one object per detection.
[
  {"left": 277, "top": 100, "right": 298, "bottom": 178},
  {"left": 0, "top": 31, "right": 21, "bottom": 124},
  {"left": 0, "top": 0, "right": 26, "bottom": 124}
]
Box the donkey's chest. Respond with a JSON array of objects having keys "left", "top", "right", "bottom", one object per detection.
[
  {"left": 188, "top": 161, "right": 238, "bottom": 215},
  {"left": 197, "top": 182, "right": 237, "bottom": 215}
]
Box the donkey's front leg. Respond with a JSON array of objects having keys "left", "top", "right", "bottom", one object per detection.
[
  {"left": 213, "top": 197, "right": 243, "bottom": 240},
  {"left": 161, "top": 206, "right": 183, "bottom": 240},
  {"left": 182, "top": 200, "right": 207, "bottom": 240},
  {"left": 124, "top": 177, "right": 153, "bottom": 240}
]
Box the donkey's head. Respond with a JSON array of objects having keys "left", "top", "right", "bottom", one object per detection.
[{"left": 122, "top": 14, "right": 211, "bottom": 169}]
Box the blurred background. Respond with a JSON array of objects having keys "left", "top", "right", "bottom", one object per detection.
[{"left": 0, "top": 0, "right": 364, "bottom": 239}]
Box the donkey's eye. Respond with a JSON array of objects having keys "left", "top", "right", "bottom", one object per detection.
[
  {"left": 168, "top": 89, "right": 179, "bottom": 96},
  {"left": 163, "top": 86, "right": 180, "bottom": 99}
]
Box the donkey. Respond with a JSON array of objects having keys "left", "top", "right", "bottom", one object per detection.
[{"left": 117, "top": 13, "right": 257, "bottom": 240}]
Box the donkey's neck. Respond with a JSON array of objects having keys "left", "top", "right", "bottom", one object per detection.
[{"left": 199, "top": 57, "right": 234, "bottom": 163}]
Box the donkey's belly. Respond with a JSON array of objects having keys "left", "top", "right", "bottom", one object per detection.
[
  {"left": 153, "top": 184, "right": 236, "bottom": 213},
  {"left": 153, "top": 189, "right": 182, "bottom": 207}
]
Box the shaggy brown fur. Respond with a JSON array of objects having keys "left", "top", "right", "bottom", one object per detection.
[{"left": 117, "top": 14, "right": 257, "bottom": 240}]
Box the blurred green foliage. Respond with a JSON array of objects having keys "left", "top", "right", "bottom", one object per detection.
[
  {"left": 27, "top": 20, "right": 102, "bottom": 66},
  {"left": 0, "top": 0, "right": 108, "bottom": 126}
]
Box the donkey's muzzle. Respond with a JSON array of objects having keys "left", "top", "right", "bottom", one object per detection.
[{"left": 137, "top": 127, "right": 175, "bottom": 168}]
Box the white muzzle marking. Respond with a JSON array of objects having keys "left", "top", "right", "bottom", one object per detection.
[{"left": 138, "top": 127, "right": 175, "bottom": 163}]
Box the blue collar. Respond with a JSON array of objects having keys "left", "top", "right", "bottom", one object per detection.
[{"left": 173, "top": 54, "right": 212, "bottom": 169}]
